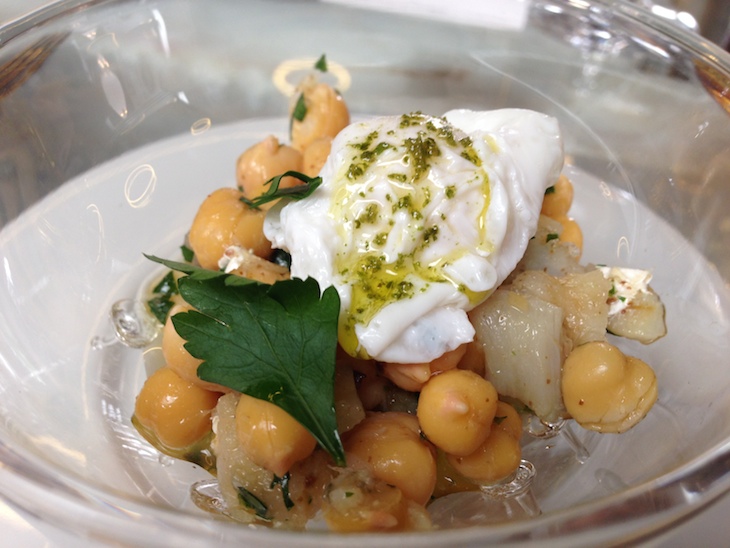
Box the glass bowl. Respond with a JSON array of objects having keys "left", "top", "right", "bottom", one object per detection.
[{"left": 1, "top": 0, "right": 729, "bottom": 545}]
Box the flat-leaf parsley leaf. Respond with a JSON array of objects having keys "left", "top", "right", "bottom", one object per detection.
[{"left": 145, "top": 257, "right": 345, "bottom": 466}]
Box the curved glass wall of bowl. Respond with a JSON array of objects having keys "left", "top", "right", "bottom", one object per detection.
[
  {"left": 0, "top": 3, "right": 203, "bottom": 227},
  {"left": 427, "top": 461, "right": 540, "bottom": 528},
  {"left": 528, "top": 1, "right": 698, "bottom": 89},
  {"left": 631, "top": 0, "right": 698, "bottom": 33}
]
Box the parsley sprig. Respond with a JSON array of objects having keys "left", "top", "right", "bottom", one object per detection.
[
  {"left": 144, "top": 255, "right": 345, "bottom": 466},
  {"left": 240, "top": 171, "right": 322, "bottom": 209}
]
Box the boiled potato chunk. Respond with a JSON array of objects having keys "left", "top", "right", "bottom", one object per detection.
[
  {"left": 509, "top": 269, "right": 612, "bottom": 348},
  {"left": 607, "top": 288, "right": 667, "bottom": 344},
  {"left": 469, "top": 289, "right": 564, "bottom": 422}
]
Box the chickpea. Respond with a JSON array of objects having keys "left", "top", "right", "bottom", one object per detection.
[
  {"left": 340, "top": 354, "right": 386, "bottom": 411},
  {"left": 382, "top": 345, "right": 467, "bottom": 392},
  {"left": 334, "top": 364, "right": 366, "bottom": 434},
  {"left": 336, "top": 345, "right": 376, "bottom": 376},
  {"left": 555, "top": 214, "right": 583, "bottom": 254},
  {"left": 344, "top": 412, "right": 436, "bottom": 506},
  {"left": 446, "top": 428, "right": 522, "bottom": 484},
  {"left": 301, "top": 137, "right": 332, "bottom": 177},
  {"left": 161, "top": 303, "right": 229, "bottom": 393},
  {"left": 432, "top": 449, "right": 480, "bottom": 498},
  {"left": 430, "top": 344, "right": 468, "bottom": 374},
  {"left": 323, "top": 468, "right": 431, "bottom": 532},
  {"left": 188, "top": 187, "right": 271, "bottom": 270},
  {"left": 355, "top": 370, "right": 389, "bottom": 411},
  {"left": 236, "top": 136, "right": 304, "bottom": 210},
  {"left": 417, "top": 369, "right": 498, "bottom": 457},
  {"left": 291, "top": 82, "right": 350, "bottom": 151},
  {"left": 457, "top": 340, "right": 486, "bottom": 377},
  {"left": 541, "top": 174, "right": 574, "bottom": 218},
  {"left": 235, "top": 393, "right": 317, "bottom": 477},
  {"left": 561, "top": 341, "right": 658, "bottom": 433},
  {"left": 439, "top": 403, "right": 522, "bottom": 487},
  {"left": 134, "top": 366, "right": 221, "bottom": 450},
  {"left": 382, "top": 362, "right": 431, "bottom": 392}
]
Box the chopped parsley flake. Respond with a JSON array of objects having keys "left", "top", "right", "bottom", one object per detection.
[
  {"left": 292, "top": 94, "right": 307, "bottom": 122},
  {"left": 388, "top": 173, "right": 407, "bottom": 183},
  {"left": 374, "top": 232, "right": 388, "bottom": 246},
  {"left": 423, "top": 225, "right": 439, "bottom": 244},
  {"left": 460, "top": 148, "right": 481, "bottom": 166},
  {"left": 180, "top": 244, "right": 194, "bottom": 262},
  {"left": 403, "top": 132, "right": 440, "bottom": 181},
  {"left": 147, "top": 271, "right": 178, "bottom": 324},
  {"left": 354, "top": 203, "right": 380, "bottom": 228},
  {"left": 399, "top": 111, "right": 426, "bottom": 128},
  {"left": 270, "top": 473, "right": 295, "bottom": 510},
  {"left": 314, "top": 54, "right": 327, "bottom": 72},
  {"left": 237, "top": 486, "right": 270, "bottom": 520}
]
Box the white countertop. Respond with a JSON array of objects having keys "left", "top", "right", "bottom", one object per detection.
[{"left": 1, "top": 0, "right": 729, "bottom": 545}]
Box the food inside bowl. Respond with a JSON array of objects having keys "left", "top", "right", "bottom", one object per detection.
[{"left": 127, "top": 57, "right": 666, "bottom": 531}]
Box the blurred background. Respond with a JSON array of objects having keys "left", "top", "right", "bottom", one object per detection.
[{"left": 0, "top": 0, "right": 729, "bottom": 49}]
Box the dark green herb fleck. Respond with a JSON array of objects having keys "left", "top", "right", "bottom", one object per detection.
[
  {"left": 147, "top": 271, "right": 178, "bottom": 324},
  {"left": 237, "top": 486, "right": 270, "bottom": 520},
  {"left": 373, "top": 232, "right": 388, "bottom": 246},
  {"left": 180, "top": 244, "right": 195, "bottom": 263},
  {"left": 292, "top": 94, "right": 307, "bottom": 122},
  {"left": 460, "top": 148, "right": 481, "bottom": 166},
  {"left": 399, "top": 112, "right": 426, "bottom": 128},
  {"left": 403, "top": 133, "right": 440, "bottom": 181},
  {"left": 423, "top": 225, "right": 439, "bottom": 244},
  {"left": 270, "top": 249, "right": 292, "bottom": 270},
  {"left": 270, "top": 473, "right": 295, "bottom": 510},
  {"left": 314, "top": 54, "right": 327, "bottom": 72},
  {"left": 354, "top": 203, "right": 380, "bottom": 228}
]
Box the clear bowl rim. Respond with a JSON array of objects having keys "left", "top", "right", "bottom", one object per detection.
[{"left": 2, "top": 433, "right": 730, "bottom": 546}]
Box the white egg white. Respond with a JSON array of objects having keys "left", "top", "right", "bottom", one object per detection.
[{"left": 265, "top": 109, "right": 563, "bottom": 364}]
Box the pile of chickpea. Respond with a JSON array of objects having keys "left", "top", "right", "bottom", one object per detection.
[{"left": 132, "top": 72, "right": 662, "bottom": 531}]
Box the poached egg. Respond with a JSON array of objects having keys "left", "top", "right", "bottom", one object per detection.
[{"left": 265, "top": 109, "right": 563, "bottom": 363}]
